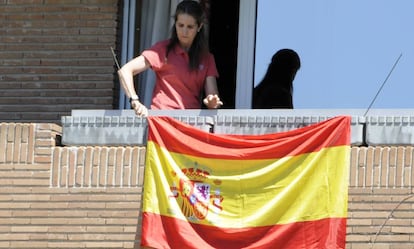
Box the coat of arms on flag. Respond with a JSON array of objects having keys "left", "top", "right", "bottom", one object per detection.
[{"left": 142, "top": 116, "right": 351, "bottom": 249}]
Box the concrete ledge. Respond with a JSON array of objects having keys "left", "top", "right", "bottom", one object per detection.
[{"left": 62, "top": 109, "right": 414, "bottom": 146}]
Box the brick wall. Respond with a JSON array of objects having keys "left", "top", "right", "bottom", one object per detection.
[
  {"left": 348, "top": 147, "right": 414, "bottom": 249},
  {"left": 0, "top": 1, "right": 120, "bottom": 123},
  {"left": 0, "top": 122, "right": 145, "bottom": 248},
  {"left": 1, "top": 122, "right": 413, "bottom": 248}
]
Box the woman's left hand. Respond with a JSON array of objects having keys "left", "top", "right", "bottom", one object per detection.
[{"left": 203, "top": 94, "right": 223, "bottom": 109}]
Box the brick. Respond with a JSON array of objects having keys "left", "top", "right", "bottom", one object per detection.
[
  {"left": 83, "top": 147, "right": 93, "bottom": 186},
  {"left": 388, "top": 165, "right": 396, "bottom": 187},
  {"left": 1, "top": 1, "right": 119, "bottom": 124},
  {"left": 68, "top": 233, "right": 106, "bottom": 241},
  {"left": 372, "top": 218, "right": 412, "bottom": 227},
  {"left": 99, "top": 148, "right": 108, "bottom": 186},
  {"left": 46, "top": 226, "right": 86, "bottom": 233},
  {"left": 34, "top": 147, "right": 52, "bottom": 156},
  {"left": 403, "top": 147, "right": 413, "bottom": 167},
  {"left": 11, "top": 194, "right": 51, "bottom": 201},
  {"left": 123, "top": 167, "right": 131, "bottom": 186},
  {"left": 102, "top": 188, "right": 142, "bottom": 194},
  {"left": 67, "top": 202, "right": 106, "bottom": 209},
  {"left": 84, "top": 242, "right": 124, "bottom": 248},
  {"left": 130, "top": 147, "right": 139, "bottom": 186},
  {"left": 9, "top": 242, "right": 48, "bottom": 248},
  {"left": 365, "top": 148, "right": 374, "bottom": 187},
  {"left": 0, "top": 179, "right": 14, "bottom": 186},
  {"left": 19, "top": 143, "right": 28, "bottom": 164},
  {"left": 34, "top": 138, "right": 55, "bottom": 147},
  {"left": 0, "top": 241, "right": 11, "bottom": 248},
  {"left": 61, "top": 166, "right": 68, "bottom": 187},
  {"left": 28, "top": 217, "right": 103, "bottom": 225},
  {"left": 389, "top": 147, "right": 398, "bottom": 167},
  {"left": 138, "top": 165, "right": 145, "bottom": 186},
  {"left": 0, "top": 210, "right": 12, "bottom": 217},
  {"left": 67, "top": 148, "right": 76, "bottom": 186},
  {"left": 107, "top": 166, "right": 115, "bottom": 186},
  {"left": 12, "top": 124, "right": 22, "bottom": 163},
  {"left": 373, "top": 165, "right": 381, "bottom": 187},
  {"left": 1, "top": 233, "right": 30, "bottom": 240},
  {"left": 11, "top": 226, "right": 47, "bottom": 233},
  {"left": 49, "top": 194, "right": 88, "bottom": 202},
  {"left": 350, "top": 244, "right": 389, "bottom": 249},
  {"left": 85, "top": 226, "right": 124, "bottom": 233},
  {"left": 373, "top": 234, "right": 410, "bottom": 242},
  {"left": 51, "top": 147, "right": 61, "bottom": 187},
  {"left": 123, "top": 242, "right": 138, "bottom": 249},
  {"left": 92, "top": 166, "right": 99, "bottom": 187},
  {"left": 123, "top": 226, "right": 138, "bottom": 233},
  {"left": 114, "top": 148, "right": 124, "bottom": 186},
  {"left": 0, "top": 217, "right": 31, "bottom": 225},
  {"left": 371, "top": 188, "right": 412, "bottom": 195},
  {"left": 351, "top": 226, "right": 382, "bottom": 234},
  {"left": 348, "top": 202, "right": 373, "bottom": 210},
  {"left": 87, "top": 194, "right": 130, "bottom": 201},
  {"left": 390, "top": 245, "right": 414, "bottom": 249},
  {"left": 105, "top": 202, "right": 140, "bottom": 210},
  {"left": 30, "top": 202, "right": 70, "bottom": 209},
  {"left": 391, "top": 226, "right": 414, "bottom": 234},
  {"left": 11, "top": 179, "right": 49, "bottom": 186},
  {"left": 33, "top": 155, "right": 52, "bottom": 164},
  {"left": 92, "top": 210, "right": 140, "bottom": 218},
  {"left": 50, "top": 210, "right": 90, "bottom": 217},
  {"left": 47, "top": 242, "right": 91, "bottom": 248},
  {"left": 105, "top": 218, "right": 139, "bottom": 225},
  {"left": 103, "top": 233, "right": 136, "bottom": 240},
  {"left": 380, "top": 147, "right": 390, "bottom": 187},
  {"left": 346, "top": 234, "right": 374, "bottom": 242},
  {"left": 5, "top": 142, "right": 13, "bottom": 163},
  {"left": 76, "top": 160, "right": 84, "bottom": 187}
]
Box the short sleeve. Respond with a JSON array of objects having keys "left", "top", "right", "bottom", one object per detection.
[
  {"left": 141, "top": 40, "right": 168, "bottom": 71},
  {"left": 206, "top": 53, "right": 219, "bottom": 78}
]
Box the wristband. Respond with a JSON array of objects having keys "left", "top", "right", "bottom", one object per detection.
[{"left": 129, "top": 95, "right": 139, "bottom": 103}]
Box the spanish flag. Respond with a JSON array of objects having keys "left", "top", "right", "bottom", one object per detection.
[{"left": 142, "top": 116, "right": 350, "bottom": 249}]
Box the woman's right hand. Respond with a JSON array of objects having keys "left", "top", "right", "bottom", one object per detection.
[
  {"left": 130, "top": 99, "right": 148, "bottom": 117},
  {"left": 203, "top": 94, "right": 223, "bottom": 109}
]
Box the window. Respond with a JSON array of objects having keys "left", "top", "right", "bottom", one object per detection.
[{"left": 255, "top": 0, "right": 414, "bottom": 108}]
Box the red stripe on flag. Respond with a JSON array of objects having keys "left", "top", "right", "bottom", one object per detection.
[
  {"left": 147, "top": 116, "right": 350, "bottom": 160},
  {"left": 141, "top": 212, "right": 346, "bottom": 249}
]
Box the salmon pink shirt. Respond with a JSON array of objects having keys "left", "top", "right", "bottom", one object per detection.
[{"left": 141, "top": 40, "right": 219, "bottom": 109}]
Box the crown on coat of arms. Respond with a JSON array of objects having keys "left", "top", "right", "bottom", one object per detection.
[{"left": 181, "top": 167, "right": 209, "bottom": 181}]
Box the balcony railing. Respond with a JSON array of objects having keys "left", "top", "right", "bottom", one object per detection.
[{"left": 61, "top": 109, "right": 414, "bottom": 147}]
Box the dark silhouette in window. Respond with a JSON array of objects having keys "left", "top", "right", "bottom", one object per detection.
[{"left": 253, "top": 49, "right": 301, "bottom": 109}]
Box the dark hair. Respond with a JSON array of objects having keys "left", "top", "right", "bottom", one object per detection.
[
  {"left": 266, "top": 49, "right": 301, "bottom": 91},
  {"left": 252, "top": 49, "right": 301, "bottom": 109},
  {"left": 167, "top": 0, "right": 208, "bottom": 71}
]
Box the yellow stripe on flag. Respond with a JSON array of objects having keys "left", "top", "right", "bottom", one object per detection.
[{"left": 143, "top": 140, "right": 349, "bottom": 228}]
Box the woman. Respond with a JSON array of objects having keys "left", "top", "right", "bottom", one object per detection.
[
  {"left": 118, "top": 0, "right": 223, "bottom": 117},
  {"left": 252, "top": 48, "right": 301, "bottom": 109}
]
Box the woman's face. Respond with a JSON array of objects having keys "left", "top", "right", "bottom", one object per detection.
[{"left": 175, "top": 13, "right": 201, "bottom": 50}]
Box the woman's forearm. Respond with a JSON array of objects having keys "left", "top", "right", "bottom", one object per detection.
[{"left": 118, "top": 55, "right": 150, "bottom": 98}]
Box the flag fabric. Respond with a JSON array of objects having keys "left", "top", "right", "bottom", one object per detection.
[{"left": 141, "top": 116, "right": 351, "bottom": 249}]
